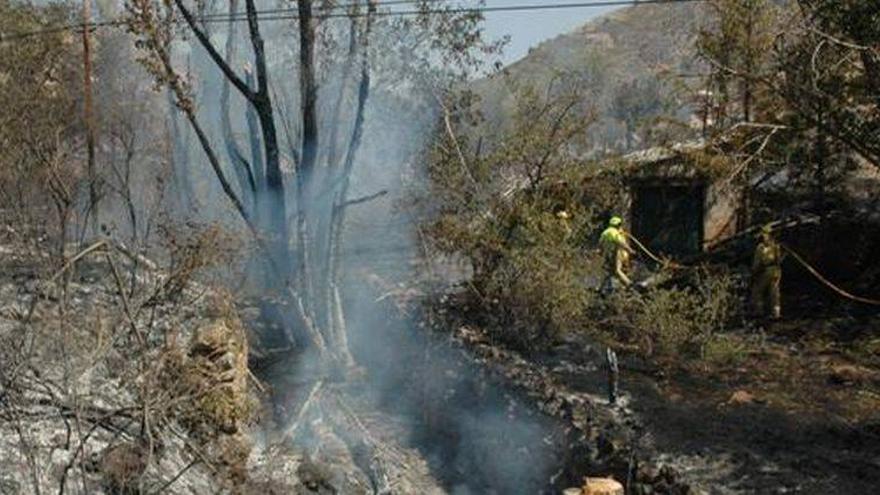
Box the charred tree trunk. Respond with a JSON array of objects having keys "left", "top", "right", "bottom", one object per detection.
[
  {"left": 295, "top": 0, "right": 320, "bottom": 318},
  {"left": 168, "top": 0, "right": 328, "bottom": 355},
  {"left": 167, "top": 0, "right": 378, "bottom": 365},
  {"left": 295, "top": 0, "right": 359, "bottom": 370},
  {"left": 174, "top": 0, "right": 290, "bottom": 271},
  {"left": 311, "top": 15, "right": 360, "bottom": 336},
  {"left": 323, "top": 0, "right": 377, "bottom": 370},
  {"left": 243, "top": 0, "right": 290, "bottom": 282},
  {"left": 323, "top": 17, "right": 360, "bottom": 173}
]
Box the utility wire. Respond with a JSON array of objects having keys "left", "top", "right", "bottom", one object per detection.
[
  {"left": 180, "top": 0, "right": 448, "bottom": 22},
  {"left": 0, "top": 0, "right": 703, "bottom": 42},
  {"left": 211, "top": 0, "right": 704, "bottom": 21},
  {"left": 0, "top": 0, "right": 436, "bottom": 41}
]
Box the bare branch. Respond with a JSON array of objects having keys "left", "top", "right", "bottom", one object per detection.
[
  {"left": 723, "top": 127, "right": 780, "bottom": 185},
  {"left": 336, "top": 189, "right": 387, "bottom": 210},
  {"left": 244, "top": 0, "right": 269, "bottom": 98},
  {"left": 436, "top": 93, "right": 479, "bottom": 189},
  {"left": 171, "top": 0, "right": 255, "bottom": 101}
]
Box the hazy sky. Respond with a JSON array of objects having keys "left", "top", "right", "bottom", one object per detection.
[{"left": 479, "top": 1, "right": 620, "bottom": 64}]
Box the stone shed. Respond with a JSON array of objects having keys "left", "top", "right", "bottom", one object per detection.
[{"left": 622, "top": 142, "right": 742, "bottom": 256}]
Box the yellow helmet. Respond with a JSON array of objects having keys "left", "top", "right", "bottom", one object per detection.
[{"left": 609, "top": 216, "right": 623, "bottom": 227}]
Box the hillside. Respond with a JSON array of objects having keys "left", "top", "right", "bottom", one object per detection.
[{"left": 473, "top": 1, "right": 706, "bottom": 154}]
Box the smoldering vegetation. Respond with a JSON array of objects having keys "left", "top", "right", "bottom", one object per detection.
[
  {"left": 340, "top": 269, "right": 566, "bottom": 493},
  {"left": 105, "top": 1, "right": 568, "bottom": 492},
  {"left": 0, "top": 0, "right": 635, "bottom": 492}
]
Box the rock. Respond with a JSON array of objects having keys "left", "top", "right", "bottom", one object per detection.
[
  {"left": 563, "top": 488, "right": 583, "bottom": 495},
  {"left": 582, "top": 477, "right": 624, "bottom": 495},
  {"left": 726, "top": 390, "right": 755, "bottom": 405},
  {"left": 180, "top": 321, "right": 253, "bottom": 435}
]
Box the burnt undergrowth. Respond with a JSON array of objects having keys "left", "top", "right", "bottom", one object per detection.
[
  {"left": 340, "top": 280, "right": 671, "bottom": 494},
  {"left": 345, "top": 285, "right": 566, "bottom": 493}
]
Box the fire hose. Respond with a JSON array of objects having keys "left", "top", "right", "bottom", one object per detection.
[
  {"left": 623, "top": 231, "right": 687, "bottom": 270},
  {"left": 624, "top": 230, "right": 880, "bottom": 306},
  {"left": 781, "top": 244, "right": 880, "bottom": 306}
]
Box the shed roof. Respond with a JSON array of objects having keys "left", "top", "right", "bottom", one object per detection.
[{"left": 623, "top": 140, "right": 710, "bottom": 181}]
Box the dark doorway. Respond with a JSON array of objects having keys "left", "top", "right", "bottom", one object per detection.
[{"left": 631, "top": 182, "right": 705, "bottom": 256}]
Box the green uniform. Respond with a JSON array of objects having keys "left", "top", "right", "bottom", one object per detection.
[
  {"left": 751, "top": 236, "right": 782, "bottom": 319},
  {"left": 600, "top": 225, "right": 632, "bottom": 291}
]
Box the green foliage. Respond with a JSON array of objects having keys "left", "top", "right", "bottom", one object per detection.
[
  {"left": 701, "top": 333, "right": 751, "bottom": 367},
  {"left": 697, "top": 0, "right": 777, "bottom": 124},
  {"left": 697, "top": 0, "right": 880, "bottom": 208},
  {"left": 424, "top": 84, "right": 745, "bottom": 356},
  {"left": 774, "top": 0, "right": 880, "bottom": 170},
  {"left": 425, "top": 85, "right": 609, "bottom": 349},
  {"left": 607, "top": 268, "right": 738, "bottom": 362},
  {"left": 479, "top": 203, "right": 597, "bottom": 347},
  {"left": 430, "top": 189, "right": 606, "bottom": 349}
]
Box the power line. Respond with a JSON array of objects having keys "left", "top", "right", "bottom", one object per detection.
[
  {"left": 0, "top": 0, "right": 437, "bottom": 40},
  {"left": 212, "top": 0, "right": 705, "bottom": 21},
  {"left": 186, "top": 0, "right": 447, "bottom": 23},
  {"left": 0, "top": 0, "right": 703, "bottom": 43}
]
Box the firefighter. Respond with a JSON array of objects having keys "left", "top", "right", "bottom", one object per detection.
[
  {"left": 751, "top": 224, "right": 783, "bottom": 319},
  {"left": 599, "top": 215, "right": 636, "bottom": 294}
]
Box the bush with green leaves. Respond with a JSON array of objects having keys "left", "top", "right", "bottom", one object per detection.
[
  {"left": 423, "top": 85, "right": 616, "bottom": 350},
  {"left": 424, "top": 84, "right": 742, "bottom": 358},
  {"left": 607, "top": 268, "right": 738, "bottom": 362}
]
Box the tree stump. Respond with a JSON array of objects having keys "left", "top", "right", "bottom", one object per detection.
[{"left": 582, "top": 477, "right": 624, "bottom": 495}]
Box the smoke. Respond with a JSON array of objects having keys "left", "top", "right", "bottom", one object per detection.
[
  {"left": 335, "top": 93, "right": 563, "bottom": 492},
  {"left": 159, "top": 2, "right": 564, "bottom": 492}
]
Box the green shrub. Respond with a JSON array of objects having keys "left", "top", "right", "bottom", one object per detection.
[
  {"left": 422, "top": 86, "right": 623, "bottom": 351},
  {"left": 702, "top": 333, "right": 750, "bottom": 367},
  {"left": 423, "top": 84, "right": 742, "bottom": 357},
  {"left": 609, "top": 268, "right": 738, "bottom": 361},
  {"left": 476, "top": 203, "right": 600, "bottom": 348}
]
